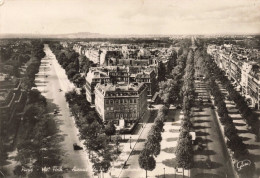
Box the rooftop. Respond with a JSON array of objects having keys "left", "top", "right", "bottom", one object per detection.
[{"left": 96, "top": 82, "right": 146, "bottom": 95}]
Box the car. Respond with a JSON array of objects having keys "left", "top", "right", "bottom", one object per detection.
[
  {"left": 59, "top": 89, "right": 62, "bottom": 92},
  {"left": 176, "top": 105, "right": 182, "bottom": 109},
  {"left": 54, "top": 109, "right": 59, "bottom": 114},
  {"left": 73, "top": 143, "right": 83, "bottom": 150}
]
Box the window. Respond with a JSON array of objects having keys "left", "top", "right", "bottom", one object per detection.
[
  {"left": 106, "top": 100, "right": 109, "bottom": 104},
  {"left": 110, "top": 100, "right": 113, "bottom": 104}
]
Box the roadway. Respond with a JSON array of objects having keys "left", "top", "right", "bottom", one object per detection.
[{"left": 35, "top": 44, "right": 92, "bottom": 178}]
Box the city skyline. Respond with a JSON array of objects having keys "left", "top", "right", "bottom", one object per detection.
[{"left": 0, "top": 0, "right": 260, "bottom": 36}]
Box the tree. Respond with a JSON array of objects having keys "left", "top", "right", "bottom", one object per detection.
[
  {"left": 13, "top": 165, "right": 27, "bottom": 177},
  {"left": 28, "top": 89, "right": 47, "bottom": 106},
  {"left": 158, "top": 62, "right": 166, "bottom": 81},
  {"left": 104, "top": 121, "right": 116, "bottom": 141},
  {"left": 66, "top": 68, "right": 77, "bottom": 79},
  {"left": 145, "top": 139, "right": 161, "bottom": 157},
  {"left": 138, "top": 148, "right": 156, "bottom": 178},
  {"left": 175, "top": 137, "right": 193, "bottom": 170}
]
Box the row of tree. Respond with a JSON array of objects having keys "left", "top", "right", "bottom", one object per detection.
[
  {"left": 198, "top": 48, "right": 255, "bottom": 176},
  {"left": 175, "top": 49, "right": 195, "bottom": 172},
  {"left": 212, "top": 66, "right": 258, "bottom": 136},
  {"left": 49, "top": 42, "right": 93, "bottom": 88},
  {"left": 21, "top": 42, "right": 46, "bottom": 91},
  {"left": 138, "top": 106, "right": 167, "bottom": 178},
  {"left": 14, "top": 89, "right": 62, "bottom": 178},
  {"left": 65, "top": 89, "right": 118, "bottom": 175},
  {"left": 158, "top": 48, "right": 189, "bottom": 105}
]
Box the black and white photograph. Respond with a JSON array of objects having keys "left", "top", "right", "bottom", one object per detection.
[{"left": 0, "top": 0, "right": 260, "bottom": 177}]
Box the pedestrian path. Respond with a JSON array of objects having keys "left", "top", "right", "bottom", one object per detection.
[
  {"left": 191, "top": 80, "right": 234, "bottom": 178},
  {"left": 218, "top": 83, "right": 260, "bottom": 178}
]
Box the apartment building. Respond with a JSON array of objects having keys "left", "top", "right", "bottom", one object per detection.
[
  {"left": 94, "top": 82, "right": 147, "bottom": 128},
  {"left": 208, "top": 44, "right": 260, "bottom": 109}
]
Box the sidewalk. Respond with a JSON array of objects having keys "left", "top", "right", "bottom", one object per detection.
[
  {"left": 110, "top": 108, "right": 151, "bottom": 178},
  {"left": 217, "top": 82, "right": 260, "bottom": 178}
]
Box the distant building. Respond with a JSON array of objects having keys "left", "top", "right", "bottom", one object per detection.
[
  {"left": 85, "top": 68, "right": 111, "bottom": 104},
  {"left": 94, "top": 82, "right": 147, "bottom": 128}
]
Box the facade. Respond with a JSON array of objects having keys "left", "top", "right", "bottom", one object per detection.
[
  {"left": 208, "top": 44, "right": 260, "bottom": 109},
  {"left": 94, "top": 82, "right": 147, "bottom": 128},
  {"left": 85, "top": 68, "right": 111, "bottom": 104}
]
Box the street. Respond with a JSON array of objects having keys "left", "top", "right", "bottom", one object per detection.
[{"left": 35, "top": 44, "right": 92, "bottom": 178}]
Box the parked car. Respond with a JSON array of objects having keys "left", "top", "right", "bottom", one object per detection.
[
  {"left": 73, "top": 143, "right": 83, "bottom": 150},
  {"left": 54, "top": 109, "right": 59, "bottom": 114}
]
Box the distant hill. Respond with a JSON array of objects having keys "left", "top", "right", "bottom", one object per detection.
[
  {"left": 0, "top": 32, "right": 108, "bottom": 39},
  {"left": 0, "top": 32, "right": 173, "bottom": 39}
]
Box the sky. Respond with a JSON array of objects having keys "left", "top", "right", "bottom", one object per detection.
[{"left": 0, "top": 0, "right": 260, "bottom": 35}]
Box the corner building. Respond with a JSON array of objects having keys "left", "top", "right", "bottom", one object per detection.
[{"left": 94, "top": 82, "right": 147, "bottom": 128}]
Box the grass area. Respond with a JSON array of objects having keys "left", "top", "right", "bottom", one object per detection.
[{"left": 162, "top": 147, "right": 176, "bottom": 153}]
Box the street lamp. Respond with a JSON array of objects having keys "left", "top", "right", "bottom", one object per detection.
[
  {"left": 130, "top": 136, "right": 132, "bottom": 149},
  {"left": 164, "top": 168, "right": 165, "bottom": 178}
]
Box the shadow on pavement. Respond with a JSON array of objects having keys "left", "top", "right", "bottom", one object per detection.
[
  {"left": 196, "top": 131, "right": 210, "bottom": 137},
  {"left": 194, "top": 149, "right": 216, "bottom": 156},
  {"left": 193, "top": 114, "right": 211, "bottom": 117},
  {"left": 193, "top": 161, "right": 223, "bottom": 169},
  {"left": 233, "top": 122, "right": 246, "bottom": 126},
  {"left": 162, "top": 158, "right": 177, "bottom": 168},
  {"left": 236, "top": 129, "right": 249, "bottom": 134},
  {"left": 195, "top": 138, "right": 213, "bottom": 144},
  {"left": 247, "top": 144, "right": 260, "bottom": 150},
  {"left": 193, "top": 173, "right": 226, "bottom": 178},
  {"left": 164, "top": 174, "right": 189, "bottom": 178},
  {"left": 169, "top": 129, "right": 180, "bottom": 133},
  {"left": 250, "top": 154, "right": 260, "bottom": 162},
  {"left": 228, "top": 111, "right": 240, "bottom": 114},
  {"left": 240, "top": 136, "right": 252, "bottom": 141},
  {"left": 231, "top": 117, "right": 243, "bottom": 120},
  {"left": 256, "top": 167, "right": 260, "bottom": 175},
  {"left": 193, "top": 120, "right": 211, "bottom": 124},
  {"left": 162, "top": 147, "right": 176, "bottom": 153},
  {"left": 193, "top": 125, "right": 211, "bottom": 130},
  {"left": 166, "top": 137, "right": 178, "bottom": 142},
  {"left": 130, "top": 150, "right": 141, "bottom": 155},
  {"left": 131, "top": 123, "right": 142, "bottom": 135},
  {"left": 137, "top": 139, "right": 146, "bottom": 142},
  {"left": 35, "top": 84, "right": 47, "bottom": 87}
]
